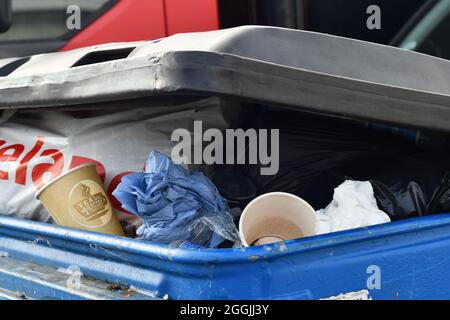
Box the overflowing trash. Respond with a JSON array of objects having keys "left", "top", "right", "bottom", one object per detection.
[
  {"left": 316, "top": 180, "right": 391, "bottom": 235},
  {"left": 112, "top": 151, "right": 241, "bottom": 248},
  {"left": 5, "top": 100, "right": 450, "bottom": 249}
]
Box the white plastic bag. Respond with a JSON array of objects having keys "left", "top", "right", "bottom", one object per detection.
[{"left": 316, "top": 180, "right": 391, "bottom": 235}]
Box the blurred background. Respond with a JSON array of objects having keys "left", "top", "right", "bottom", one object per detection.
[{"left": 0, "top": 0, "right": 448, "bottom": 60}]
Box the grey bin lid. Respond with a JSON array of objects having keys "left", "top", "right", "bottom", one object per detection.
[{"left": 1, "top": 25, "right": 450, "bottom": 131}]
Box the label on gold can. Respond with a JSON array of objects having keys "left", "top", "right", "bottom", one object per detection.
[{"left": 69, "top": 180, "right": 112, "bottom": 228}]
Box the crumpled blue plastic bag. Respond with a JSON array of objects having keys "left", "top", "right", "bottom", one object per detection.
[{"left": 113, "top": 151, "right": 241, "bottom": 248}]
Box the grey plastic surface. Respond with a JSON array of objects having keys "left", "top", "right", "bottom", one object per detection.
[{"left": 0, "top": 26, "right": 450, "bottom": 131}]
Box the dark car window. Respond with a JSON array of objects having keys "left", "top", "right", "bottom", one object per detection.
[
  {"left": 416, "top": 11, "right": 450, "bottom": 59},
  {"left": 400, "top": 0, "right": 450, "bottom": 60},
  {"left": 0, "top": 0, "right": 114, "bottom": 42}
]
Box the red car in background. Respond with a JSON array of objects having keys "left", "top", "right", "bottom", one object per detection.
[{"left": 0, "top": 0, "right": 219, "bottom": 58}]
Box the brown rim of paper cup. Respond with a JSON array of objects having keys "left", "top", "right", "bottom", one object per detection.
[{"left": 35, "top": 163, "right": 98, "bottom": 200}]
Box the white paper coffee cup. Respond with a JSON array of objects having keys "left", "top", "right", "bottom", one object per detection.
[{"left": 239, "top": 192, "right": 316, "bottom": 247}]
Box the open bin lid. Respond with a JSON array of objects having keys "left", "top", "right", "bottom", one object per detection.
[{"left": 1, "top": 26, "right": 450, "bottom": 131}]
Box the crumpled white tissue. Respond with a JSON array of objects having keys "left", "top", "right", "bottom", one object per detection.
[{"left": 316, "top": 180, "right": 391, "bottom": 235}]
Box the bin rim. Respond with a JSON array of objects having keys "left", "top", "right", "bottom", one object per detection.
[{"left": 1, "top": 214, "right": 450, "bottom": 266}]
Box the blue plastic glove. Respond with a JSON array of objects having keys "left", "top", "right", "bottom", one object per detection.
[{"left": 113, "top": 151, "right": 240, "bottom": 247}]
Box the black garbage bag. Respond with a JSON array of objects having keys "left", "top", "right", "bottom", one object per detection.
[
  {"left": 205, "top": 107, "right": 414, "bottom": 210},
  {"left": 429, "top": 172, "right": 450, "bottom": 214},
  {"left": 370, "top": 156, "right": 450, "bottom": 220},
  {"left": 365, "top": 122, "right": 450, "bottom": 154},
  {"left": 252, "top": 108, "right": 419, "bottom": 209}
]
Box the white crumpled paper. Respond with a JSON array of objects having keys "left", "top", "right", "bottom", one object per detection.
[{"left": 316, "top": 180, "right": 391, "bottom": 235}]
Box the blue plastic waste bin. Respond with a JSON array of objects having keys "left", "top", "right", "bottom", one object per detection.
[{"left": 2, "top": 26, "right": 450, "bottom": 299}]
